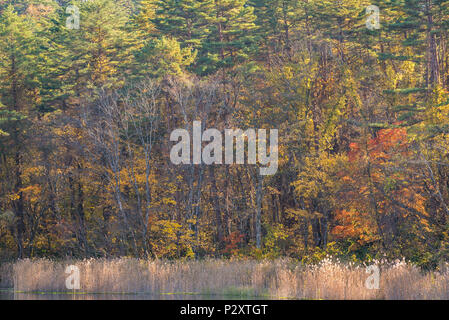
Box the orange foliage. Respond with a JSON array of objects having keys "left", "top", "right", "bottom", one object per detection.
[
  {"left": 223, "top": 231, "right": 244, "bottom": 256},
  {"left": 332, "top": 127, "right": 425, "bottom": 247},
  {"left": 349, "top": 127, "right": 409, "bottom": 163}
]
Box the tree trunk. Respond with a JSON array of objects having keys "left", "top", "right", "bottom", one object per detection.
[
  {"left": 210, "top": 165, "right": 224, "bottom": 250},
  {"left": 255, "top": 172, "right": 263, "bottom": 249}
]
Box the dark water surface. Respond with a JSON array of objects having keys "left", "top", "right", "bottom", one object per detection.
[{"left": 0, "top": 289, "right": 269, "bottom": 300}]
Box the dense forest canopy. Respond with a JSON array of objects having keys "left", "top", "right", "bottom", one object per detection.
[{"left": 1, "top": 0, "right": 449, "bottom": 269}]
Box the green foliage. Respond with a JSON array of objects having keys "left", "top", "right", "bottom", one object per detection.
[{"left": 136, "top": 36, "right": 196, "bottom": 78}]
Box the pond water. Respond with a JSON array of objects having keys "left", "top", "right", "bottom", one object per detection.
[{"left": 0, "top": 289, "right": 269, "bottom": 300}]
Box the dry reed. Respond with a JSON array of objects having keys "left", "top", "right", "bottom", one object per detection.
[
  {"left": 7, "top": 258, "right": 449, "bottom": 299},
  {"left": 0, "top": 262, "right": 13, "bottom": 288}
]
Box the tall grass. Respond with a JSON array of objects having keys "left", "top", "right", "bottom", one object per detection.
[
  {"left": 8, "top": 258, "right": 449, "bottom": 299},
  {"left": 0, "top": 262, "right": 13, "bottom": 288}
]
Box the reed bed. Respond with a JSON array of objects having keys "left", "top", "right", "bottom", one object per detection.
[
  {"left": 0, "top": 262, "right": 13, "bottom": 288},
  {"left": 7, "top": 258, "right": 449, "bottom": 299}
]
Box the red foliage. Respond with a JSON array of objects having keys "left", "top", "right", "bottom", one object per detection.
[
  {"left": 332, "top": 127, "right": 412, "bottom": 246},
  {"left": 223, "top": 231, "right": 244, "bottom": 255},
  {"left": 349, "top": 127, "right": 408, "bottom": 163}
]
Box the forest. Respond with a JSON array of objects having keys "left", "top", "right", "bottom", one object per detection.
[{"left": 1, "top": 0, "right": 449, "bottom": 272}]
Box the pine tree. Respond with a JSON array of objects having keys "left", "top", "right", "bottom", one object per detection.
[
  {"left": 0, "top": 5, "right": 42, "bottom": 258},
  {"left": 135, "top": 0, "right": 159, "bottom": 34},
  {"left": 198, "top": 0, "right": 258, "bottom": 75},
  {"left": 152, "top": 0, "right": 215, "bottom": 51},
  {"left": 138, "top": 0, "right": 215, "bottom": 75},
  {"left": 135, "top": 36, "right": 196, "bottom": 78},
  {"left": 59, "top": 0, "right": 140, "bottom": 99},
  {"left": 378, "top": 0, "right": 445, "bottom": 128}
]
